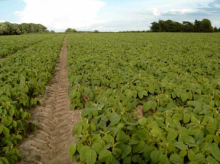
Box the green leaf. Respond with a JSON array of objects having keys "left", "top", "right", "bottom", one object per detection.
[
  {"left": 92, "top": 143, "right": 103, "bottom": 154},
  {"left": 3, "top": 127, "right": 9, "bottom": 136},
  {"left": 188, "top": 149, "right": 195, "bottom": 161},
  {"left": 125, "top": 89, "right": 133, "bottom": 99},
  {"left": 110, "top": 113, "right": 121, "bottom": 126},
  {"left": 205, "top": 134, "right": 213, "bottom": 143},
  {"left": 9, "top": 108, "right": 15, "bottom": 117},
  {"left": 181, "top": 93, "right": 188, "bottom": 102},
  {"left": 138, "top": 91, "right": 144, "bottom": 99},
  {"left": 106, "top": 154, "right": 118, "bottom": 164},
  {"left": 118, "top": 144, "right": 131, "bottom": 159},
  {"left": 86, "top": 148, "right": 97, "bottom": 164},
  {"left": 179, "top": 150, "right": 187, "bottom": 158},
  {"left": 123, "top": 157, "right": 132, "bottom": 164},
  {"left": 183, "top": 114, "right": 191, "bottom": 124},
  {"left": 173, "top": 113, "right": 183, "bottom": 121},
  {"left": 210, "top": 143, "right": 220, "bottom": 161},
  {"left": 69, "top": 143, "right": 77, "bottom": 156},
  {"left": 80, "top": 146, "right": 90, "bottom": 161},
  {"left": 99, "top": 149, "right": 111, "bottom": 162},
  {"left": 182, "top": 135, "right": 195, "bottom": 145},
  {"left": 206, "top": 155, "right": 219, "bottom": 164},
  {"left": 136, "top": 129, "right": 149, "bottom": 140},
  {"left": 0, "top": 125, "right": 3, "bottom": 134},
  {"left": 143, "top": 100, "right": 157, "bottom": 112},
  {"left": 207, "top": 123, "right": 217, "bottom": 135},
  {"left": 133, "top": 141, "right": 145, "bottom": 153},
  {"left": 144, "top": 145, "right": 156, "bottom": 161},
  {"left": 170, "top": 153, "right": 184, "bottom": 164},
  {"left": 150, "top": 150, "right": 163, "bottom": 163},
  {"left": 174, "top": 142, "right": 188, "bottom": 150},
  {"left": 22, "top": 112, "right": 28, "bottom": 119},
  {"left": 187, "top": 101, "right": 202, "bottom": 107},
  {"left": 167, "top": 128, "right": 178, "bottom": 141},
  {"left": 0, "top": 157, "right": 9, "bottom": 164},
  {"left": 138, "top": 118, "right": 147, "bottom": 126},
  {"left": 103, "top": 134, "right": 114, "bottom": 144},
  {"left": 116, "top": 130, "right": 130, "bottom": 143},
  {"left": 195, "top": 153, "right": 205, "bottom": 163}
]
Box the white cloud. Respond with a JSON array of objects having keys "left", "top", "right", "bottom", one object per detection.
[
  {"left": 12, "top": 0, "right": 219, "bottom": 31},
  {"left": 15, "top": 0, "right": 105, "bottom": 31},
  {"left": 165, "top": 9, "right": 196, "bottom": 14},
  {"left": 152, "top": 8, "right": 196, "bottom": 16},
  {"left": 150, "top": 8, "right": 161, "bottom": 16}
]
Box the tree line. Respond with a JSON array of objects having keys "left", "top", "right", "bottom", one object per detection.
[
  {"left": 1, "top": 19, "right": 219, "bottom": 35},
  {"left": 150, "top": 19, "right": 220, "bottom": 32},
  {"left": 65, "top": 28, "right": 100, "bottom": 33},
  {"left": 0, "top": 22, "right": 54, "bottom": 35}
]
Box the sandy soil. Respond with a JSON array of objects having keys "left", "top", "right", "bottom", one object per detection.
[
  {"left": 137, "top": 105, "right": 144, "bottom": 119},
  {"left": 18, "top": 37, "right": 81, "bottom": 164}
]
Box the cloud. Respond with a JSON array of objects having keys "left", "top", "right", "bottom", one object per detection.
[
  {"left": 13, "top": 0, "right": 220, "bottom": 31},
  {"left": 147, "top": 8, "right": 196, "bottom": 16},
  {"left": 15, "top": 0, "right": 105, "bottom": 31},
  {"left": 198, "top": 0, "right": 220, "bottom": 14},
  {"left": 150, "top": 8, "right": 161, "bottom": 16}
]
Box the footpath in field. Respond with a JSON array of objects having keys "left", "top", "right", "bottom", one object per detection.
[{"left": 18, "top": 37, "right": 81, "bottom": 164}]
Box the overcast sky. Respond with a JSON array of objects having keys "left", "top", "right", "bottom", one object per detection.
[{"left": 0, "top": 0, "right": 219, "bottom": 31}]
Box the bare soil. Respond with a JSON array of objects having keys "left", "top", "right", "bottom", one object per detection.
[
  {"left": 18, "top": 37, "right": 81, "bottom": 164},
  {"left": 137, "top": 105, "right": 144, "bottom": 119}
]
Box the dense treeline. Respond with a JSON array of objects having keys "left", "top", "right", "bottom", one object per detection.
[
  {"left": 151, "top": 19, "right": 220, "bottom": 32},
  {"left": 0, "top": 22, "right": 50, "bottom": 35},
  {"left": 65, "top": 28, "right": 77, "bottom": 33}
]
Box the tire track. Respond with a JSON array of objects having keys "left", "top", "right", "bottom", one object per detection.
[{"left": 18, "top": 37, "right": 81, "bottom": 164}]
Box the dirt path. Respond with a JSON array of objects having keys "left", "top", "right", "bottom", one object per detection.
[{"left": 18, "top": 37, "right": 81, "bottom": 164}]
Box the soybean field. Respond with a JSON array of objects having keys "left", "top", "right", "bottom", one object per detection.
[{"left": 1, "top": 33, "right": 220, "bottom": 164}]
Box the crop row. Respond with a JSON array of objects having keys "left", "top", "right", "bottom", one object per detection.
[
  {"left": 0, "top": 34, "right": 57, "bottom": 58},
  {"left": 67, "top": 33, "right": 220, "bottom": 164},
  {"left": 0, "top": 34, "right": 65, "bottom": 164}
]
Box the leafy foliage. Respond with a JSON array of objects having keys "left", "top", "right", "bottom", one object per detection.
[
  {"left": 65, "top": 28, "right": 77, "bottom": 33},
  {"left": 67, "top": 33, "right": 220, "bottom": 163},
  {"left": 0, "top": 34, "right": 65, "bottom": 163},
  {"left": 0, "top": 34, "right": 57, "bottom": 58},
  {"left": 0, "top": 22, "right": 48, "bottom": 35},
  {"left": 151, "top": 19, "right": 214, "bottom": 32}
]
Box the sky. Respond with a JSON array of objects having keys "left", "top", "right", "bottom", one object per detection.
[{"left": 0, "top": 0, "right": 220, "bottom": 32}]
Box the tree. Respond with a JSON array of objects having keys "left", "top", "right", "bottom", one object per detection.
[
  {"left": 151, "top": 22, "right": 160, "bottom": 32},
  {"left": 19, "top": 23, "right": 31, "bottom": 34},
  {"left": 0, "top": 22, "right": 8, "bottom": 35},
  {"left": 194, "top": 20, "right": 203, "bottom": 32},
  {"left": 50, "top": 30, "right": 55, "bottom": 33},
  {"left": 72, "top": 29, "right": 77, "bottom": 33},
  {"left": 65, "top": 28, "right": 72, "bottom": 33},
  {"left": 182, "top": 21, "right": 194, "bottom": 32},
  {"left": 163, "top": 20, "right": 174, "bottom": 32},
  {"left": 150, "top": 19, "right": 214, "bottom": 33},
  {"left": 194, "top": 19, "right": 213, "bottom": 32},
  {"left": 0, "top": 22, "right": 49, "bottom": 35},
  {"left": 214, "top": 27, "right": 218, "bottom": 32},
  {"left": 94, "top": 30, "right": 99, "bottom": 33},
  {"left": 12, "top": 24, "right": 22, "bottom": 35},
  {"left": 65, "top": 28, "right": 77, "bottom": 33},
  {"left": 158, "top": 20, "right": 164, "bottom": 32},
  {"left": 201, "top": 19, "right": 213, "bottom": 32}
]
